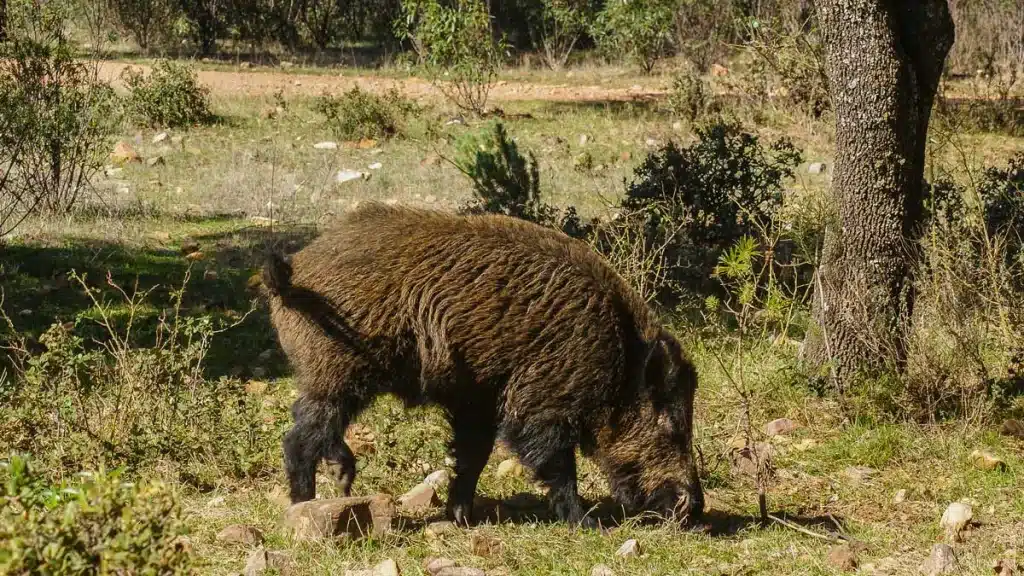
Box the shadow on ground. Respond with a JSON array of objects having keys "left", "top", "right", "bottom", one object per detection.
[
  {"left": 0, "top": 217, "right": 319, "bottom": 380},
  {"left": 386, "top": 492, "right": 832, "bottom": 539}
]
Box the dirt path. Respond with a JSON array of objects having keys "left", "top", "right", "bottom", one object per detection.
[{"left": 97, "top": 61, "right": 667, "bottom": 103}]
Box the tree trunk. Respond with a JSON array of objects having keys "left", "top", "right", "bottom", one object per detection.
[{"left": 805, "top": 1, "right": 954, "bottom": 388}]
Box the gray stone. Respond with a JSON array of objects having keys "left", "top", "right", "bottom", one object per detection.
[
  {"left": 808, "top": 162, "right": 827, "bottom": 174},
  {"left": 216, "top": 524, "right": 264, "bottom": 546},
  {"left": 615, "top": 539, "right": 641, "bottom": 558},
  {"left": 919, "top": 544, "right": 957, "bottom": 575},
  {"left": 283, "top": 495, "right": 394, "bottom": 542}
]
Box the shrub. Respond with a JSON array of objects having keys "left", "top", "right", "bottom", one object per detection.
[
  {"left": 315, "top": 86, "right": 417, "bottom": 141},
  {"left": 108, "top": 0, "right": 179, "bottom": 52},
  {"left": 614, "top": 120, "right": 802, "bottom": 302},
  {"left": 665, "top": 68, "right": 715, "bottom": 123},
  {"left": 396, "top": 0, "right": 507, "bottom": 114},
  {"left": 122, "top": 59, "right": 213, "bottom": 128},
  {"left": 0, "top": 269, "right": 285, "bottom": 485},
  {"left": 0, "top": 454, "right": 192, "bottom": 574},
  {"left": 528, "top": 0, "right": 599, "bottom": 71},
  {"left": 736, "top": 16, "right": 830, "bottom": 118},
  {"left": 453, "top": 121, "right": 593, "bottom": 238},
  {"left": 592, "top": 0, "right": 676, "bottom": 74},
  {"left": 0, "top": 0, "right": 120, "bottom": 236}
]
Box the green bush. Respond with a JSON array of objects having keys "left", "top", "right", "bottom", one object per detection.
[
  {"left": 614, "top": 120, "right": 802, "bottom": 301},
  {"left": 528, "top": 0, "right": 599, "bottom": 70},
  {"left": 122, "top": 59, "right": 213, "bottom": 128},
  {"left": 0, "top": 0, "right": 120, "bottom": 236},
  {"left": 0, "top": 269, "right": 286, "bottom": 485},
  {"left": 0, "top": 454, "right": 193, "bottom": 574},
  {"left": 737, "top": 16, "right": 830, "bottom": 118},
  {"left": 315, "top": 86, "right": 417, "bottom": 141},
  {"left": 453, "top": 121, "right": 592, "bottom": 238},
  {"left": 396, "top": 0, "right": 507, "bottom": 114},
  {"left": 665, "top": 68, "right": 715, "bottom": 123},
  {"left": 592, "top": 0, "right": 676, "bottom": 74}
]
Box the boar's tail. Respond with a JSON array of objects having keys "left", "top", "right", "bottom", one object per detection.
[{"left": 262, "top": 251, "right": 293, "bottom": 297}]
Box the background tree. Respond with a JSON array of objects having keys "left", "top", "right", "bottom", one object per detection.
[{"left": 804, "top": 1, "right": 955, "bottom": 388}]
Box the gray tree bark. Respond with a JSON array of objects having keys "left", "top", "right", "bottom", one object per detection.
[{"left": 805, "top": 1, "right": 955, "bottom": 388}]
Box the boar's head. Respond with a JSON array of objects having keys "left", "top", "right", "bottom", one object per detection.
[{"left": 596, "top": 328, "right": 703, "bottom": 526}]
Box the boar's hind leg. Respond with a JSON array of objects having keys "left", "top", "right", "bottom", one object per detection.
[
  {"left": 511, "top": 426, "right": 596, "bottom": 529},
  {"left": 283, "top": 393, "right": 361, "bottom": 503},
  {"left": 446, "top": 410, "right": 496, "bottom": 526}
]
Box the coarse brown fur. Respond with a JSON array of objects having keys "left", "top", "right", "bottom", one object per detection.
[{"left": 263, "top": 202, "right": 703, "bottom": 528}]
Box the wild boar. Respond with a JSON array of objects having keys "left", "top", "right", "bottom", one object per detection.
[{"left": 262, "top": 202, "right": 703, "bottom": 528}]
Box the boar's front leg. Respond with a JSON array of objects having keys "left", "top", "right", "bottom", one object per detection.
[
  {"left": 510, "top": 424, "right": 597, "bottom": 529},
  {"left": 445, "top": 409, "right": 496, "bottom": 526}
]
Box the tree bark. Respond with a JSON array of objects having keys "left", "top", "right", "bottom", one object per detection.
[
  {"left": 805, "top": 0, "right": 954, "bottom": 388},
  {"left": 0, "top": 0, "right": 7, "bottom": 42}
]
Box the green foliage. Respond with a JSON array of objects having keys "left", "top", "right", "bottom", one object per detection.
[
  {"left": 592, "top": 0, "right": 677, "bottom": 74},
  {"left": 455, "top": 121, "right": 551, "bottom": 223},
  {"left": 737, "top": 16, "right": 830, "bottom": 118},
  {"left": 0, "top": 0, "right": 120, "bottom": 237},
  {"left": 617, "top": 119, "right": 803, "bottom": 301},
  {"left": 665, "top": 68, "right": 715, "bottom": 123},
  {"left": 453, "top": 121, "right": 593, "bottom": 238},
  {"left": 121, "top": 59, "right": 213, "bottom": 128},
  {"left": 0, "top": 454, "right": 193, "bottom": 574},
  {"left": 107, "top": 0, "right": 178, "bottom": 51},
  {"left": 527, "top": 0, "right": 599, "bottom": 70},
  {"left": 397, "top": 0, "right": 507, "bottom": 114},
  {"left": 0, "top": 269, "right": 286, "bottom": 485},
  {"left": 315, "top": 86, "right": 417, "bottom": 141}
]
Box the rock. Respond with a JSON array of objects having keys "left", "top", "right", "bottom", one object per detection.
[
  {"left": 619, "top": 151, "right": 631, "bottom": 162},
  {"left": 893, "top": 489, "right": 907, "bottom": 504},
  {"left": 345, "top": 559, "right": 400, "bottom": 576},
  {"left": 283, "top": 495, "right": 395, "bottom": 542},
  {"left": 919, "top": 544, "right": 957, "bottom": 575},
  {"left": 398, "top": 483, "right": 441, "bottom": 512},
  {"left": 369, "top": 162, "right": 383, "bottom": 170},
  {"left": 336, "top": 169, "right": 366, "bottom": 184},
  {"left": 314, "top": 141, "right": 339, "bottom": 150},
  {"left": 470, "top": 531, "right": 501, "bottom": 557},
  {"left": 424, "top": 558, "right": 457, "bottom": 574},
  {"left": 424, "top": 195, "right": 437, "bottom": 204},
  {"left": 994, "top": 558, "right": 1018, "bottom": 576},
  {"left": 711, "top": 63, "right": 729, "bottom": 77},
  {"left": 104, "top": 165, "right": 123, "bottom": 177},
  {"left": 728, "top": 442, "right": 773, "bottom": 476},
  {"left": 496, "top": 458, "right": 524, "bottom": 478},
  {"left": 185, "top": 251, "right": 204, "bottom": 261},
  {"left": 940, "top": 502, "right": 973, "bottom": 542},
  {"left": 808, "top": 162, "right": 827, "bottom": 174},
  {"left": 579, "top": 134, "right": 589, "bottom": 146},
  {"left": 207, "top": 496, "right": 226, "bottom": 507},
  {"left": 424, "top": 521, "right": 458, "bottom": 540},
  {"left": 1001, "top": 419, "right": 1024, "bottom": 439},
  {"left": 672, "top": 121, "right": 683, "bottom": 131},
  {"left": 591, "top": 565, "right": 615, "bottom": 576},
  {"left": 615, "top": 539, "right": 641, "bottom": 558},
  {"left": 281, "top": 61, "right": 294, "bottom": 69},
  {"left": 345, "top": 423, "right": 376, "bottom": 456},
  {"left": 424, "top": 470, "right": 449, "bottom": 490},
  {"left": 180, "top": 238, "right": 200, "bottom": 254},
  {"left": 970, "top": 449, "right": 1007, "bottom": 471},
  {"left": 152, "top": 132, "right": 169, "bottom": 144},
  {"left": 267, "top": 485, "right": 291, "bottom": 509},
  {"left": 243, "top": 548, "right": 294, "bottom": 576},
  {"left": 827, "top": 544, "right": 858, "bottom": 572},
  {"left": 644, "top": 137, "right": 658, "bottom": 147},
  {"left": 216, "top": 524, "right": 264, "bottom": 546},
  {"left": 110, "top": 141, "right": 141, "bottom": 164},
  {"left": 765, "top": 418, "right": 798, "bottom": 436},
  {"left": 844, "top": 465, "right": 877, "bottom": 484}
]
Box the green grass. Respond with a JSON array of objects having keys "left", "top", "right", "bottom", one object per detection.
[{"left": 3, "top": 61, "right": 1024, "bottom": 576}]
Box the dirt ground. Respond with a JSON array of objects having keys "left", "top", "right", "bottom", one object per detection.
[{"left": 96, "top": 60, "right": 667, "bottom": 103}]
